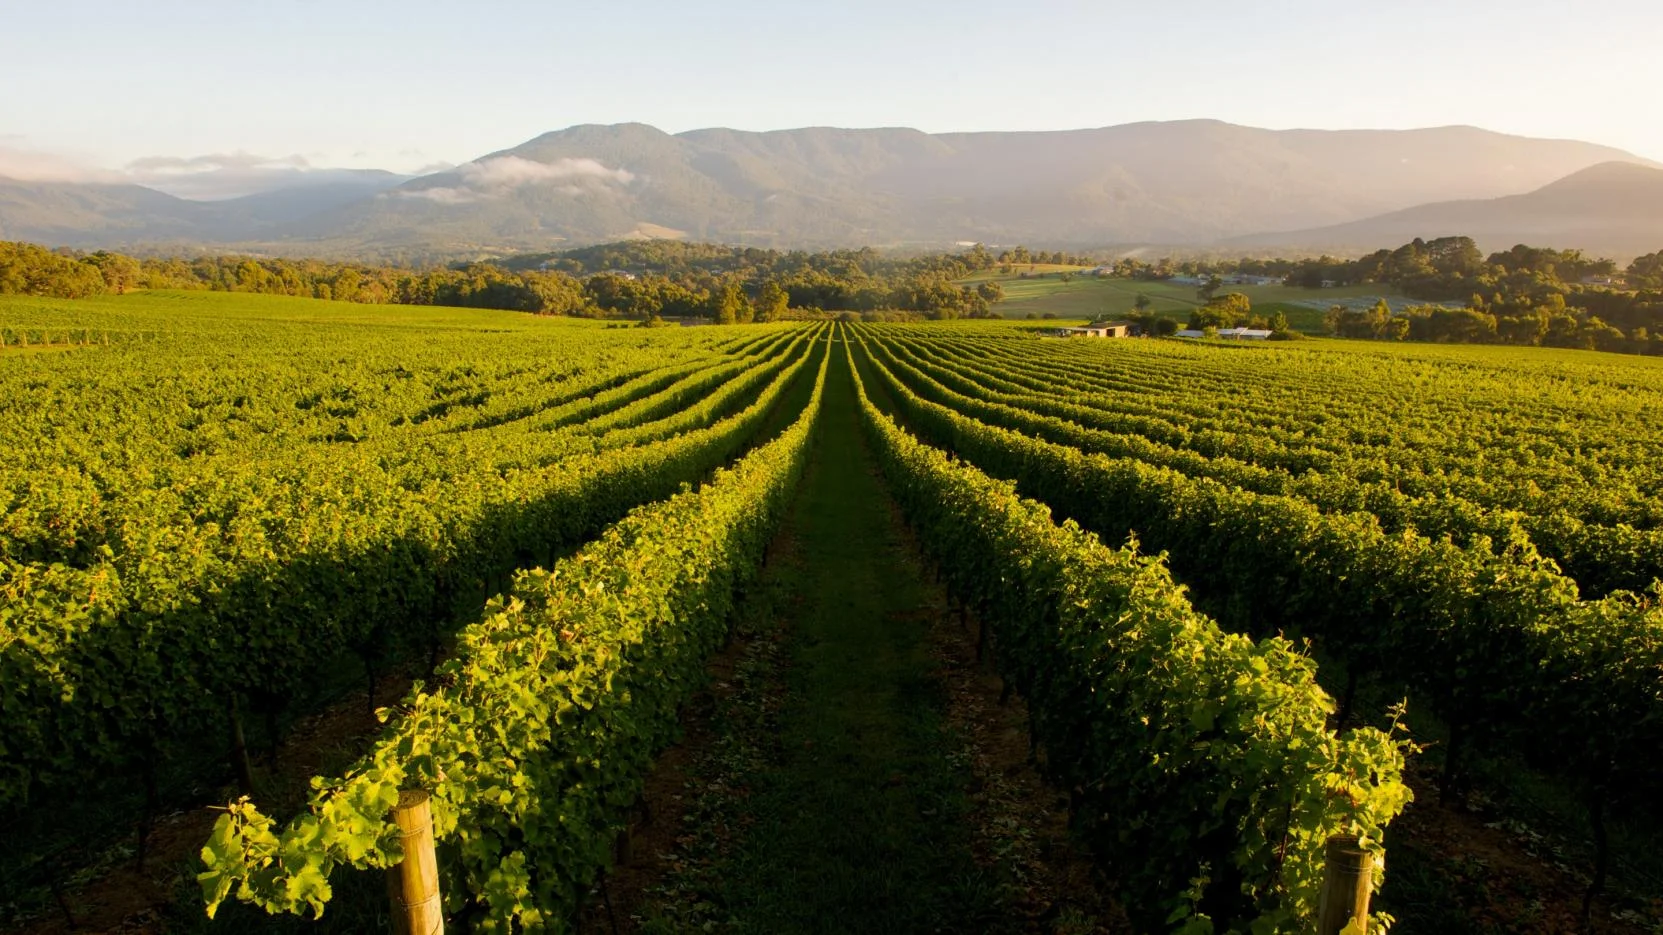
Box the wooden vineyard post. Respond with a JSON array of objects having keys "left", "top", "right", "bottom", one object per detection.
[
  {"left": 1317, "top": 834, "right": 1374, "bottom": 935},
  {"left": 226, "top": 695, "right": 256, "bottom": 797},
  {"left": 387, "top": 789, "right": 443, "bottom": 935}
]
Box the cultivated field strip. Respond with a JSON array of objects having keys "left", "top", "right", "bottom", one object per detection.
[
  {"left": 445, "top": 328, "right": 792, "bottom": 435},
  {"left": 881, "top": 328, "right": 1663, "bottom": 522},
  {"left": 902, "top": 327, "right": 1663, "bottom": 479},
  {"left": 847, "top": 335, "right": 1409, "bottom": 932},
  {"left": 870, "top": 331, "right": 1663, "bottom": 595},
  {"left": 0, "top": 308, "right": 824, "bottom": 812},
  {"left": 0, "top": 325, "right": 794, "bottom": 566},
  {"left": 852, "top": 324, "right": 1663, "bottom": 826},
  {"left": 896, "top": 332, "right": 1663, "bottom": 594},
  {"left": 199, "top": 329, "right": 835, "bottom": 931}
]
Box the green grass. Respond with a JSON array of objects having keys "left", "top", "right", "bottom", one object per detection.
[
  {"left": 987, "top": 275, "right": 1193, "bottom": 320},
  {"left": 0, "top": 289, "right": 622, "bottom": 335},
  {"left": 967, "top": 273, "right": 1402, "bottom": 329},
  {"left": 641, "top": 352, "right": 1011, "bottom": 933}
]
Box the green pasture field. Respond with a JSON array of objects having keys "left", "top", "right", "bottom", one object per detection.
[
  {"left": 969, "top": 272, "right": 1401, "bottom": 330},
  {"left": 0, "top": 289, "right": 622, "bottom": 334}
]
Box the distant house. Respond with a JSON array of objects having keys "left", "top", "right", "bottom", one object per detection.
[
  {"left": 1058, "top": 319, "right": 1138, "bottom": 338},
  {"left": 1581, "top": 275, "right": 1618, "bottom": 286},
  {"left": 1174, "top": 328, "right": 1272, "bottom": 340},
  {"left": 1168, "top": 275, "right": 1207, "bottom": 286},
  {"left": 1227, "top": 274, "right": 1285, "bottom": 287}
]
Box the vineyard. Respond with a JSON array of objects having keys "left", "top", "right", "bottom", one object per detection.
[{"left": 2, "top": 293, "right": 1661, "bottom": 933}]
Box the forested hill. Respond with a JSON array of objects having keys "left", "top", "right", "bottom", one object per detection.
[
  {"left": 0, "top": 171, "right": 408, "bottom": 251},
  {"left": 1232, "top": 161, "right": 1663, "bottom": 256},
  {"left": 286, "top": 121, "right": 1648, "bottom": 251},
  {"left": 1, "top": 121, "right": 1651, "bottom": 256}
]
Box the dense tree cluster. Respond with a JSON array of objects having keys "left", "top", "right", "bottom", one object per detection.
[
  {"left": 1327, "top": 296, "right": 1663, "bottom": 353},
  {"left": 1299, "top": 239, "right": 1663, "bottom": 353},
  {"left": 990, "top": 245, "right": 1096, "bottom": 268},
  {"left": 1109, "top": 237, "right": 1638, "bottom": 297},
  {"left": 512, "top": 240, "right": 1017, "bottom": 318},
  {"left": 1108, "top": 236, "right": 1663, "bottom": 354},
  {"left": 1188, "top": 292, "right": 1254, "bottom": 329},
  {"left": 0, "top": 239, "right": 1012, "bottom": 321},
  {"left": 0, "top": 242, "right": 130, "bottom": 298}
]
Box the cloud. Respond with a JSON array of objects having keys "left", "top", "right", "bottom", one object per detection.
[
  {"left": 1, "top": 145, "right": 629, "bottom": 207},
  {"left": 126, "top": 151, "right": 311, "bottom": 173},
  {"left": 460, "top": 155, "right": 633, "bottom": 188},
  {"left": 0, "top": 144, "right": 122, "bottom": 184},
  {"left": 118, "top": 151, "right": 392, "bottom": 200},
  {"left": 400, "top": 186, "right": 480, "bottom": 205},
  {"left": 397, "top": 155, "right": 634, "bottom": 205}
]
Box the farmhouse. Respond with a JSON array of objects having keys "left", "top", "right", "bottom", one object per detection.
[
  {"left": 1227, "top": 274, "right": 1284, "bottom": 286},
  {"left": 1057, "top": 320, "right": 1137, "bottom": 338}
]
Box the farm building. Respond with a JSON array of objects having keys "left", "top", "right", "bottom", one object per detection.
[
  {"left": 1057, "top": 320, "right": 1137, "bottom": 338},
  {"left": 1174, "top": 328, "right": 1273, "bottom": 340},
  {"left": 1226, "top": 274, "right": 1284, "bottom": 286}
]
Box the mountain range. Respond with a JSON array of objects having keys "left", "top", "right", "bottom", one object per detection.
[
  {"left": 0, "top": 168, "right": 408, "bottom": 250},
  {"left": 1229, "top": 160, "right": 1663, "bottom": 257},
  {"left": 3, "top": 121, "right": 1661, "bottom": 258}
]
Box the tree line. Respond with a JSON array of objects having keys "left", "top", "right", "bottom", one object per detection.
[
  {"left": 1107, "top": 237, "right": 1663, "bottom": 354},
  {"left": 1302, "top": 238, "right": 1663, "bottom": 353},
  {"left": 9, "top": 235, "right": 1663, "bottom": 351},
  {"left": 0, "top": 240, "right": 1018, "bottom": 321}
]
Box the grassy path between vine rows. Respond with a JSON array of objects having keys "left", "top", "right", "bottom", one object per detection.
[{"left": 599, "top": 348, "right": 1121, "bottom": 934}]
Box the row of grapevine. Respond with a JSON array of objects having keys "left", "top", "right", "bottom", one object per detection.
[
  {"left": 845, "top": 334, "right": 1409, "bottom": 933},
  {"left": 198, "top": 331, "right": 833, "bottom": 932},
  {"left": 0, "top": 327, "right": 110, "bottom": 347},
  {"left": 852, "top": 326, "right": 1663, "bottom": 825},
  {"left": 874, "top": 330, "right": 1663, "bottom": 596},
  {"left": 0, "top": 325, "right": 799, "bottom": 568},
  {"left": 0, "top": 324, "right": 825, "bottom": 811},
  {"left": 892, "top": 326, "right": 1663, "bottom": 530},
  {"left": 889, "top": 328, "right": 1663, "bottom": 554}
]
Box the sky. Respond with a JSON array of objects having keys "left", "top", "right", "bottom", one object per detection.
[{"left": 3, "top": 0, "right": 1661, "bottom": 192}]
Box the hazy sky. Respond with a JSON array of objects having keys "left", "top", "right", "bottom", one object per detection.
[{"left": 4, "top": 0, "right": 1661, "bottom": 179}]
